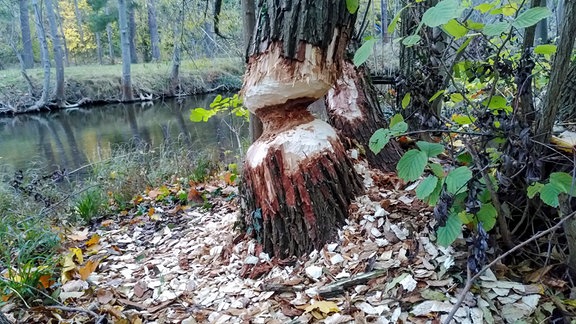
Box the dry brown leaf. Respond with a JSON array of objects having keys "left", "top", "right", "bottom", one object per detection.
[
  {"left": 188, "top": 188, "right": 204, "bottom": 204},
  {"left": 78, "top": 259, "right": 100, "bottom": 280},
  {"left": 101, "top": 219, "right": 114, "bottom": 227},
  {"left": 68, "top": 228, "right": 89, "bottom": 241},
  {"left": 38, "top": 275, "right": 53, "bottom": 289},
  {"left": 96, "top": 288, "right": 114, "bottom": 304}
]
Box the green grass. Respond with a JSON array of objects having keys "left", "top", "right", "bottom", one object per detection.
[{"left": 0, "top": 57, "right": 245, "bottom": 109}]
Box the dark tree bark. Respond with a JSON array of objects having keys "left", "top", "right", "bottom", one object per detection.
[
  {"left": 326, "top": 61, "right": 402, "bottom": 171},
  {"left": 96, "top": 31, "right": 104, "bottom": 64},
  {"left": 535, "top": 0, "right": 576, "bottom": 146},
  {"left": 556, "top": 62, "right": 576, "bottom": 121},
  {"left": 19, "top": 0, "right": 34, "bottom": 69},
  {"left": 128, "top": 1, "right": 138, "bottom": 63},
  {"left": 241, "top": 0, "right": 263, "bottom": 142},
  {"left": 45, "top": 0, "right": 65, "bottom": 106},
  {"left": 118, "top": 0, "right": 134, "bottom": 101},
  {"left": 240, "top": 0, "right": 363, "bottom": 258},
  {"left": 147, "top": 0, "right": 161, "bottom": 61},
  {"left": 398, "top": 0, "right": 445, "bottom": 133}
]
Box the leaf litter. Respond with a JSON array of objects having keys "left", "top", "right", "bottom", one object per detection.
[{"left": 0, "top": 160, "right": 564, "bottom": 323}]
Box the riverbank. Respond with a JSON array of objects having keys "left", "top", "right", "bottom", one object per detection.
[{"left": 0, "top": 57, "right": 244, "bottom": 114}]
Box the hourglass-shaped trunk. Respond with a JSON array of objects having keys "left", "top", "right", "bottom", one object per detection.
[{"left": 240, "top": 1, "right": 364, "bottom": 258}]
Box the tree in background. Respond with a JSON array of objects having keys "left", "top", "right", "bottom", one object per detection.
[
  {"left": 19, "top": 0, "right": 34, "bottom": 69},
  {"left": 117, "top": 0, "right": 133, "bottom": 101},
  {"left": 31, "top": 0, "right": 51, "bottom": 110},
  {"left": 45, "top": 0, "right": 66, "bottom": 106},
  {"left": 147, "top": 0, "right": 160, "bottom": 61}
]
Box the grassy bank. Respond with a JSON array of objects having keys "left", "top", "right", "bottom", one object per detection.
[
  {"left": 0, "top": 57, "right": 245, "bottom": 113},
  {"left": 0, "top": 139, "right": 229, "bottom": 304}
]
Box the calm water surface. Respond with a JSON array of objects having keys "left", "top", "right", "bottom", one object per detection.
[{"left": 0, "top": 95, "right": 247, "bottom": 174}]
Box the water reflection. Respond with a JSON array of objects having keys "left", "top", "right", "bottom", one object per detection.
[{"left": 0, "top": 95, "right": 248, "bottom": 173}]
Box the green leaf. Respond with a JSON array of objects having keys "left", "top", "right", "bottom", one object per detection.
[
  {"left": 527, "top": 182, "right": 544, "bottom": 199},
  {"left": 390, "top": 121, "right": 408, "bottom": 134},
  {"left": 442, "top": 19, "right": 468, "bottom": 39},
  {"left": 388, "top": 6, "right": 406, "bottom": 34},
  {"left": 402, "top": 93, "right": 411, "bottom": 109},
  {"left": 477, "top": 203, "right": 497, "bottom": 231},
  {"left": 429, "top": 90, "right": 445, "bottom": 102},
  {"left": 452, "top": 114, "right": 476, "bottom": 125},
  {"left": 428, "top": 162, "right": 445, "bottom": 178},
  {"left": 346, "top": 0, "right": 359, "bottom": 14},
  {"left": 369, "top": 129, "right": 392, "bottom": 154},
  {"left": 549, "top": 172, "right": 575, "bottom": 195},
  {"left": 353, "top": 38, "right": 376, "bottom": 66},
  {"left": 427, "top": 179, "right": 444, "bottom": 205},
  {"left": 397, "top": 150, "right": 428, "bottom": 181},
  {"left": 540, "top": 183, "right": 561, "bottom": 207},
  {"left": 450, "top": 93, "right": 464, "bottom": 103},
  {"left": 416, "top": 141, "right": 445, "bottom": 157},
  {"left": 422, "top": 0, "right": 463, "bottom": 27},
  {"left": 512, "top": 7, "right": 551, "bottom": 29},
  {"left": 190, "top": 108, "right": 216, "bottom": 122},
  {"left": 402, "top": 34, "right": 421, "bottom": 46},
  {"left": 483, "top": 22, "right": 510, "bottom": 36},
  {"left": 534, "top": 44, "right": 557, "bottom": 55},
  {"left": 445, "top": 166, "right": 472, "bottom": 194},
  {"left": 482, "top": 95, "right": 507, "bottom": 109},
  {"left": 474, "top": 3, "right": 494, "bottom": 13},
  {"left": 456, "top": 152, "right": 473, "bottom": 164},
  {"left": 416, "top": 175, "right": 439, "bottom": 199},
  {"left": 389, "top": 114, "right": 404, "bottom": 128},
  {"left": 436, "top": 212, "right": 462, "bottom": 247},
  {"left": 456, "top": 37, "right": 473, "bottom": 54},
  {"left": 465, "top": 21, "right": 485, "bottom": 31}
]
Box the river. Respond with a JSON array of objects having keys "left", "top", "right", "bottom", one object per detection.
[{"left": 0, "top": 95, "right": 248, "bottom": 175}]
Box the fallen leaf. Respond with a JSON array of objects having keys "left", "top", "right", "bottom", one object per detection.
[
  {"left": 86, "top": 234, "right": 100, "bottom": 247},
  {"left": 68, "top": 228, "right": 89, "bottom": 241},
  {"left": 79, "top": 259, "right": 100, "bottom": 280},
  {"left": 38, "top": 275, "right": 53, "bottom": 289},
  {"left": 304, "top": 301, "right": 340, "bottom": 315},
  {"left": 96, "top": 288, "right": 114, "bottom": 304},
  {"left": 188, "top": 188, "right": 204, "bottom": 204}
]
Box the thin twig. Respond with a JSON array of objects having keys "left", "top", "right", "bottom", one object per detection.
[
  {"left": 443, "top": 210, "right": 576, "bottom": 324},
  {"left": 44, "top": 305, "right": 105, "bottom": 322}
]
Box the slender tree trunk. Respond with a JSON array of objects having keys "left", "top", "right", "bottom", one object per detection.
[
  {"left": 556, "top": 62, "right": 576, "bottom": 121},
  {"left": 53, "top": 0, "right": 70, "bottom": 67},
  {"left": 73, "top": 0, "right": 85, "bottom": 44},
  {"left": 240, "top": 0, "right": 363, "bottom": 258},
  {"left": 381, "top": 0, "right": 388, "bottom": 42},
  {"left": 96, "top": 32, "right": 103, "bottom": 65},
  {"left": 170, "top": 7, "right": 183, "bottom": 93},
  {"left": 118, "top": 0, "right": 134, "bottom": 101},
  {"left": 19, "top": 0, "right": 34, "bottom": 69},
  {"left": 128, "top": 1, "right": 138, "bottom": 64},
  {"left": 147, "top": 0, "right": 160, "bottom": 61},
  {"left": 31, "top": 0, "right": 51, "bottom": 110},
  {"left": 535, "top": 0, "right": 576, "bottom": 147},
  {"left": 45, "top": 0, "right": 65, "bottom": 106},
  {"left": 105, "top": 6, "right": 114, "bottom": 64},
  {"left": 535, "top": 0, "right": 548, "bottom": 44},
  {"left": 326, "top": 61, "right": 402, "bottom": 171}
]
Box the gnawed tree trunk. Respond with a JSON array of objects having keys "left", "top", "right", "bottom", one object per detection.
[
  {"left": 31, "top": 0, "right": 51, "bottom": 110},
  {"left": 326, "top": 61, "right": 402, "bottom": 171},
  {"left": 240, "top": 1, "right": 363, "bottom": 258}
]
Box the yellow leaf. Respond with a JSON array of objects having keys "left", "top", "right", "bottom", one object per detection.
[
  {"left": 71, "top": 247, "right": 84, "bottom": 264},
  {"left": 79, "top": 260, "right": 100, "bottom": 280},
  {"left": 148, "top": 207, "right": 155, "bottom": 216},
  {"left": 86, "top": 234, "right": 100, "bottom": 247},
  {"left": 564, "top": 299, "right": 576, "bottom": 307},
  {"left": 62, "top": 252, "right": 77, "bottom": 272},
  {"left": 304, "top": 301, "right": 340, "bottom": 315}
]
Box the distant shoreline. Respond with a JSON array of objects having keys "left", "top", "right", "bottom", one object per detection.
[{"left": 0, "top": 58, "right": 244, "bottom": 115}]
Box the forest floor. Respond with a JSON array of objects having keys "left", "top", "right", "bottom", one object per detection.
[
  {"left": 0, "top": 57, "right": 244, "bottom": 114},
  {"left": 1, "top": 155, "right": 566, "bottom": 324}
]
